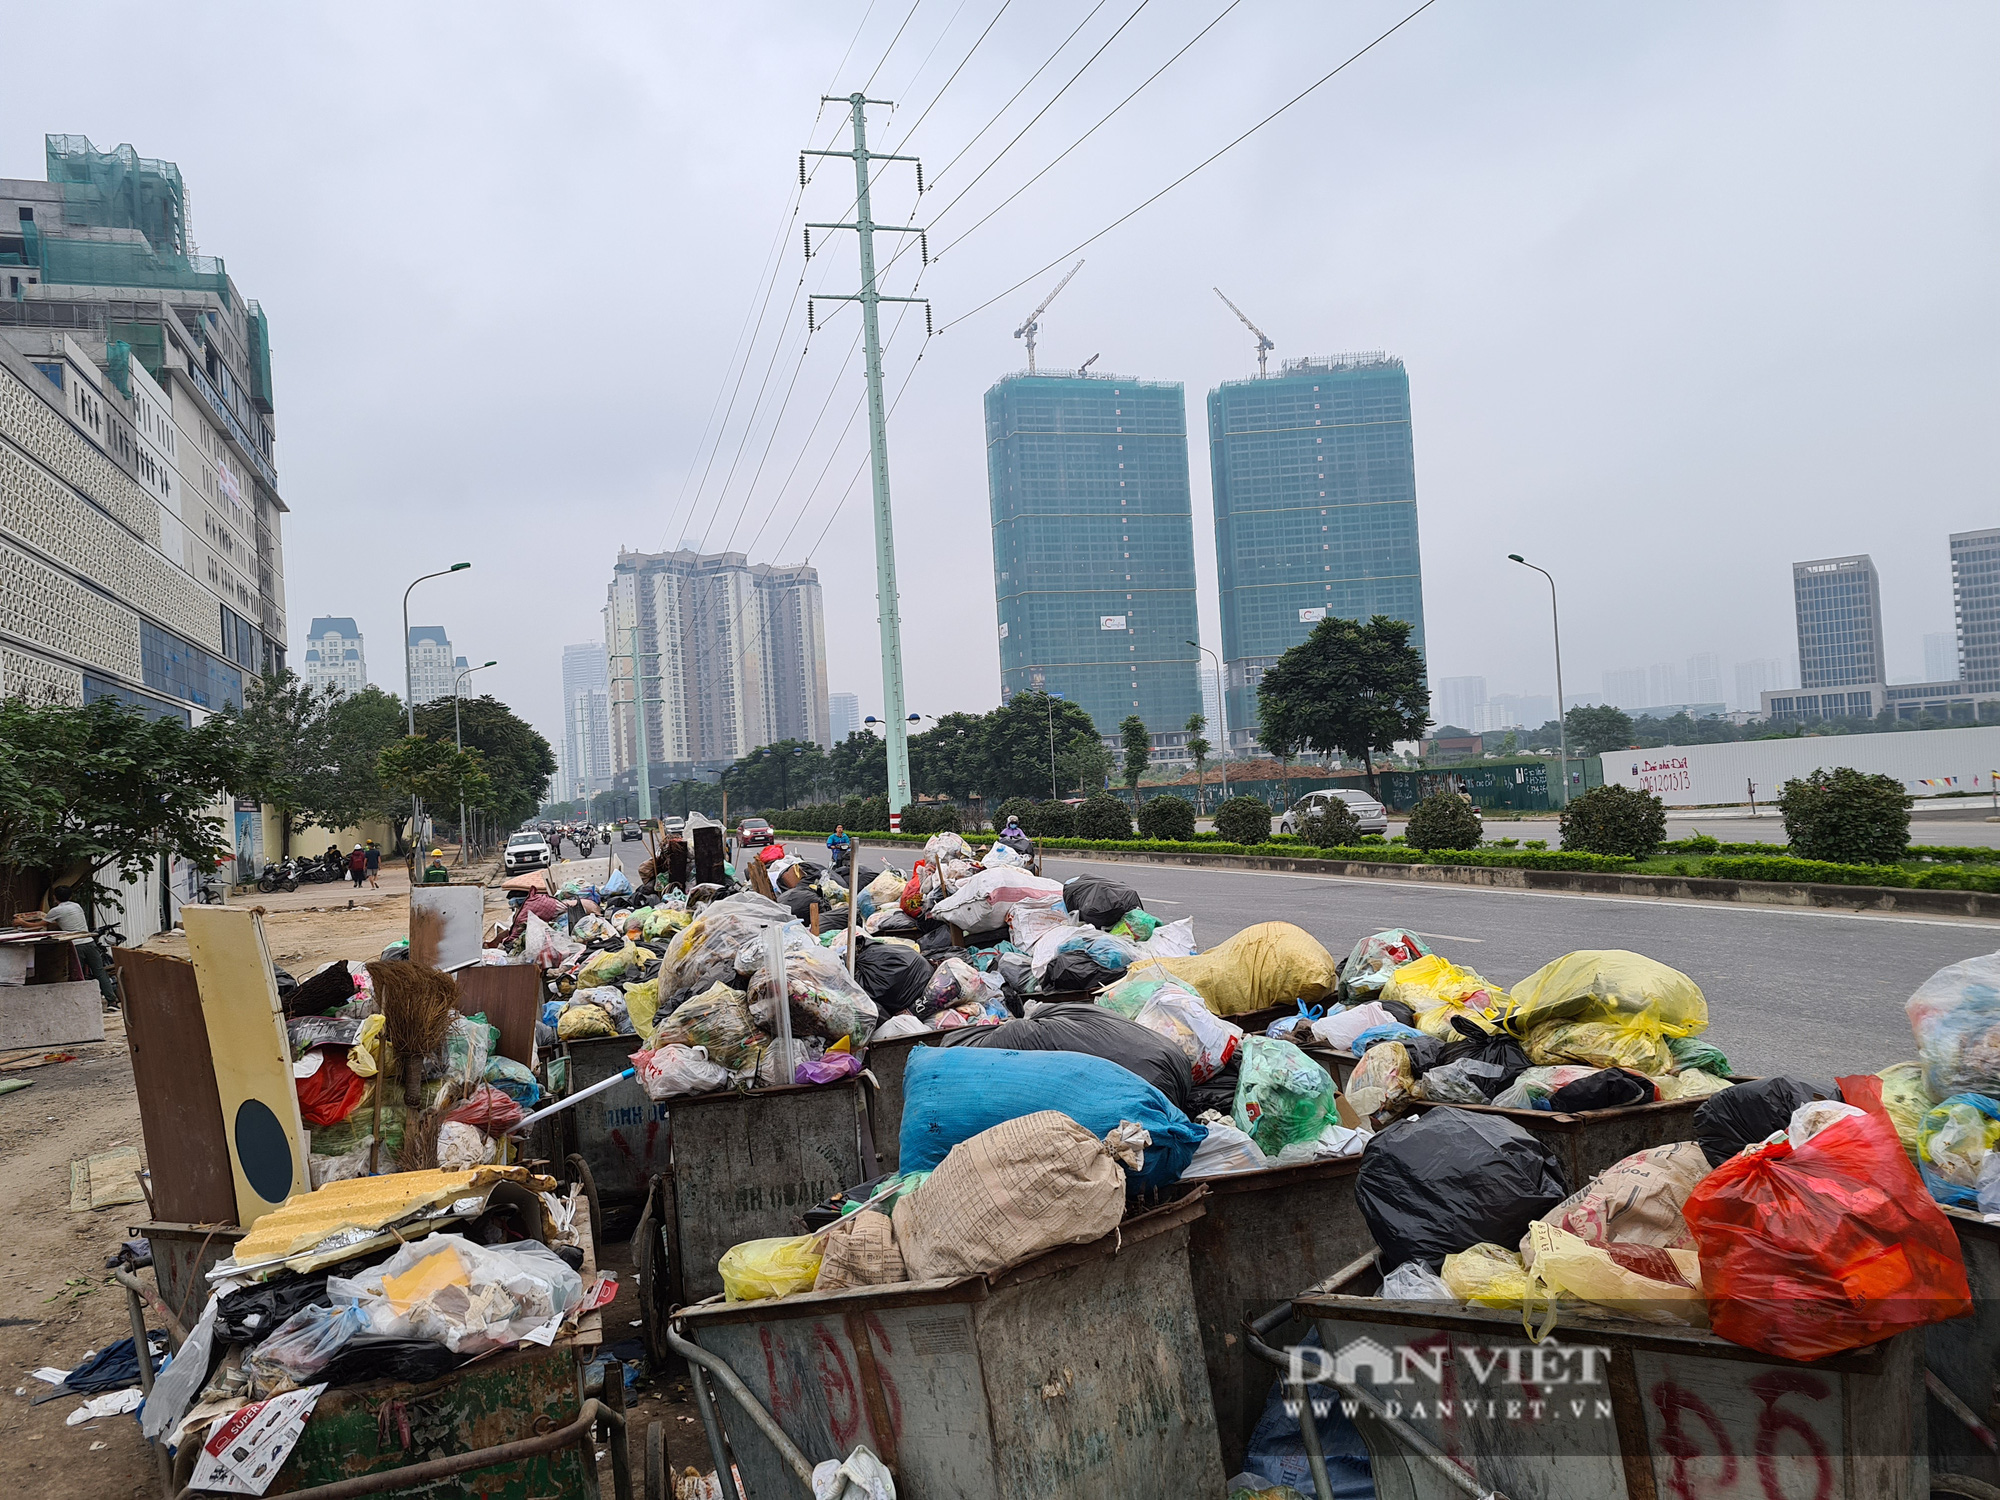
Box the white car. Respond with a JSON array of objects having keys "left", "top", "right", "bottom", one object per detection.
[
  {"left": 504, "top": 831, "right": 552, "bottom": 872},
  {"left": 1279, "top": 788, "right": 1390, "bottom": 837}
]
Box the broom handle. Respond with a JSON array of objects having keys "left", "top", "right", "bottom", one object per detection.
[{"left": 507, "top": 1067, "right": 635, "bottom": 1136}]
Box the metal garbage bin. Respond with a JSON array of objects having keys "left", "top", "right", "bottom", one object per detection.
[
  {"left": 1264, "top": 1254, "right": 1926, "bottom": 1500},
  {"left": 563, "top": 1032, "right": 663, "bottom": 1224},
  {"left": 1391, "top": 1092, "right": 1728, "bottom": 1191},
  {"left": 1930, "top": 1207, "right": 2000, "bottom": 1492},
  {"left": 1186, "top": 1159, "right": 1373, "bottom": 1476},
  {"left": 860, "top": 1030, "right": 938, "bottom": 1173},
  {"left": 675, "top": 1191, "right": 1224, "bottom": 1500}
]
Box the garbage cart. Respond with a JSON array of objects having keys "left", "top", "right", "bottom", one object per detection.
[
  {"left": 1185, "top": 1158, "right": 1374, "bottom": 1476},
  {"left": 562, "top": 1031, "right": 662, "bottom": 1229},
  {"left": 1393, "top": 1090, "right": 1732, "bottom": 1190},
  {"left": 671, "top": 1191, "right": 1223, "bottom": 1500},
  {"left": 859, "top": 1029, "right": 938, "bottom": 1173},
  {"left": 1930, "top": 1207, "right": 2000, "bottom": 1492},
  {"left": 1249, "top": 1253, "right": 1926, "bottom": 1500}
]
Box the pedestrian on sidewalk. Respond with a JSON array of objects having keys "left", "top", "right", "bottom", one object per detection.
[
  {"left": 346, "top": 845, "right": 368, "bottom": 888},
  {"left": 365, "top": 841, "right": 381, "bottom": 889},
  {"left": 46, "top": 884, "right": 115, "bottom": 1005}
]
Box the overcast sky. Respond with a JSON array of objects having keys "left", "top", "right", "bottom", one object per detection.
[{"left": 9, "top": 0, "right": 1996, "bottom": 745}]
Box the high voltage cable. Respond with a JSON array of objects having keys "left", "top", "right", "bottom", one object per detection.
[
  {"left": 884, "top": 0, "right": 1014, "bottom": 155},
  {"left": 928, "top": 0, "right": 1114, "bottom": 185},
  {"left": 865, "top": 0, "right": 929, "bottom": 90},
  {"left": 931, "top": 0, "right": 1244, "bottom": 257},
  {"left": 938, "top": 0, "right": 1440, "bottom": 333}
]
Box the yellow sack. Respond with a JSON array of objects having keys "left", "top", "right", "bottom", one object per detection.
[
  {"left": 1414, "top": 1003, "right": 1503, "bottom": 1041},
  {"left": 1137, "top": 922, "right": 1338, "bottom": 1018},
  {"left": 1878, "top": 1061, "right": 1937, "bottom": 1166},
  {"left": 557, "top": 1003, "right": 617, "bottom": 1041},
  {"left": 1507, "top": 950, "right": 1707, "bottom": 1037},
  {"left": 1345, "top": 1041, "right": 1413, "bottom": 1119},
  {"left": 1523, "top": 1018, "right": 1673, "bottom": 1075},
  {"left": 624, "top": 978, "right": 662, "bottom": 1041},
  {"left": 1523, "top": 1221, "right": 1705, "bottom": 1334},
  {"left": 1385, "top": 954, "right": 1505, "bottom": 1017},
  {"left": 348, "top": 1013, "right": 386, "bottom": 1078},
  {"left": 1652, "top": 1069, "right": 1732, "bottom": 1102},
  {"left": 719, "top": 1235, "right": 824, "bottom": 1302},
  {"left": 1442, "top": 1243, "right": 1530, "bottom": 1308},
  {"left": 577, "top": 943, "right": 648, "bottom": 990}
]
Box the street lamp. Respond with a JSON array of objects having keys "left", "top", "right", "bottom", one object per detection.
[
  {"left": 401, "top": 562, "right": 471, "bottom": 856},
  {"left": 453, "top": 659, "right": 496, "bottom": 865},
  {"left": 1187, "top": 639, "right": 1228, "bottom": 809},
  {"left": 1508, "top": 554, "right": 1570, "bottom": 808},
  {"left": 1045, "top": 692, "right": 1064, "bottom": 800}
]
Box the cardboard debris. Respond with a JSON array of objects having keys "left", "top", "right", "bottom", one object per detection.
[
  {"left": 68, "top": 1147, "right": 145, "bottom": 1212},
  {"left": 231, "top": 1165, "right": 550, "bottom": 1265}
]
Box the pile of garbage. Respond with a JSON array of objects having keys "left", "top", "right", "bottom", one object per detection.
[{"left": 136, "top": 1164, "right": 603, "bottom": 1482}]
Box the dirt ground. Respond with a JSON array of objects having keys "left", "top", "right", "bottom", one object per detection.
[{"left": 0, "top": 856, "right": 712, "bottom": 1497}]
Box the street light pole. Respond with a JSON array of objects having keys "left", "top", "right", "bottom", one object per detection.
[
  {"left": 402, "top": 562, "right": 471, "bottom": 857},
  {"left": 1045, "top": 693, "right": 1064, "bottom": 800},
  {"left": 453, "top": 659, "right": 496, "bottom": 865},
  {"left": 1187, "top": 640, "right": 1228, "bottom": 808},
  {"left": 1508, "top": 554, "right": 1570, "bottom": 808}
]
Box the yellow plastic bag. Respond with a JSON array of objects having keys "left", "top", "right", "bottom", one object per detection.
[
  {"left": 1442, "top": 1243, "right": 1530, "bottom": 1308},
  {"left": 1507, "top": 950, "right": 1707, "bottom": 1037},
  {"left": 557, "top": 1003, "right": 617, "bottom": 1041},
  {"left": 1384, "top": 954, "right": 1505, "bottom": 1019},
  {"left": 1344, "top": 1041, "right": 1413, "bottom": 1119},
  {"left": 1878, "top": 1060, "right": 1937, "bottom": 1166},
  {"left": 348, "top": 1013, "right": 386, "bottom": 1078},
  {"left": 577, "top": 943, "right": 648, "bottom": 990},
  {"left": 1523, "top": 1018, "right": 1673, "bottom": 1075},
  {"left": 624, "top": 978, "right": 662, "bottom": 1040},
  {"left": 718, "top": 1235, "right": 824, "bottom": 1302},
  {"left": 1523, "top": 1221, "right": 1705, "bottom": 1333},
  {"left": 1135, "top": 922, "right": 1339, "bottom": 1018},
  {"left": 1652, "top": 1069, "right": 1732, "bottom": 1102},
  {"left": 1920, "top": 1095, "right": 2000, "bottom": 1187}
]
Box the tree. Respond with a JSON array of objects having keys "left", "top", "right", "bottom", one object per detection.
[
  {"left": 1559, "top": 784, "right": 1667, "bottom": 858},
  {"left": 1056, "top": 731, "right": 1112, "bottom": 798},
  {"left": 825, "top": 731, "right": 887, "bottom": 798},
  {"left": 910, "top": 711, "right": 987, "bottom": 806},
  {"left": 1184, "top": 713, "right": 1211, "bottom": 813},
  {"left": 1777, "top": 766, "right": 1911, "bottom": 865},
  {"left": 412, "top": 694, "right": 555, "bottom": 830},
  {"left": 1138, "top": 793, "right": 1195, "bottom": 841},
  {"left": 1405, "top": 790, "right": 1483, "bottom": 852},
  {"left": 1215, "top": 795, "right": 1272, "bottom": 846},
  {"left": 1565, "top": 704, "right": 1636, "bottom": 756},
  {"left": 236, "top": 671, "right": 342, "bottom": 855},
  {"left": 985, "top": 692, "right": 1099, "bottom": 802},
  {"left": 325, "top": 686, "right": 410, "bottom": 846},
  {"left": 377, "top": 736, "right": 493, "bottom": 829},
  {"left": 1075, "top": 791, "right": 1133, "bottom": 839},
  {"left": 1254, "top": 615, "right": 1430, "bottom": 800},
  {"left": 0, "top": 695, "right": 244, "bottom": 912},
  {"left": 1119, "top": 715, "right": 1152, "bottom": 804}
]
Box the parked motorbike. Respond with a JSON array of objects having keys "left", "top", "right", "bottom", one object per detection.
[{"left": 256, "top": 859, "right": 301, "bottom": 894}]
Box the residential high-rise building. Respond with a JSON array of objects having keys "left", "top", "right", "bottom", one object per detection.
[
  {"left": 1209, "top": 354, "right": 1424, "bottom": 754},
  {"left": 1952, "top": 529, "right": 2000, "bottom": 693},
  {"left": 1, "top": 136, "right": 287, "bottom": 680},
  {"left": 406, "top": 626, "right": 459, "bottom": 706},
  {"left": 1733, "top": 658, "right": 1781, "bottom": 712},
  {"left": 301, "top": 617, "right": 365, "bottom": 696},
  {"left": 1685, "top": 652, "right": 1721, "bottom": 706},
  {"left": 829, "top": 692, "right": 860, "bottom": 745},
  {"left": 605, "top": 548, "right": 829, "bottom": 776},
  {"left": 1435, "top": 676, "right": 1486, "bottom": 734},
  {"left": 987, "top": 369, "right": 1200, "bottom": 747},
  {"left": 1486, "top": 693, "right": 1555, "bottom": 730},
  {"left": 1647, "top": 662, "right": 1686, "bottom": 708},
  {"left": 1601, "top": 668, "right": 1648, "bottom": 711},
  {"left": 1199, "top": 664, "right": 1220, "bottom": 736},
  {"left": 559, "top": 643, "right": 612, "bottom": 801}
]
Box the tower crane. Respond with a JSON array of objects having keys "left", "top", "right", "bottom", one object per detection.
[
  {"left": 1213, "top": 287, "right": 1275, "bottom": 378},
  {"left": 1014, "top": 259, "right": 1084, "bottom": 375}
]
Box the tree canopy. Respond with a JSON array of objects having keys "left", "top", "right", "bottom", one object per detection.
[
  {"left": 412, "top": 694, "right": 555, "bottom": 830},
  {"left": 1255, "top": 614, "right": 1431, "bottom": 795},
  {"left": 1120, "top": 715, "right": 1152, "bottom": 799},
  {"left": 1565, "top": 704, "right": 1637, "bottom": 756}
]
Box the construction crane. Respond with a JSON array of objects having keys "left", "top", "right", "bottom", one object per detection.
[
  {"left": 1014, "top": 259, "right": 1084, "bottom": 375},
  {"left": 1079, "top": 352, "right": 1101, "bottom": 374},
  {"left": 1213, "top": 286, "right": 1275, "bottom": 378}
]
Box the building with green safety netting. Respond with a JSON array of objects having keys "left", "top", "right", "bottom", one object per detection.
[{"left": 1207, "top": 353, "right": 1427, "bottom": 755}]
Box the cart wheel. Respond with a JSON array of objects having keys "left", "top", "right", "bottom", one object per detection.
[
  {"left": 645, "top": 1420, "right": 667, "bottom": 1500},
  {"left": 567, "top": 1153, "right": 602, "bottom": 1260}
]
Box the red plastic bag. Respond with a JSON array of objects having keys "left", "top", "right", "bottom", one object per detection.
[
  {"left": 900, "top": 860, "right": 929, "bottom": 919},
  {"left": 294, "top": 1049, "right": 365, "bottom": 1127},
  {"left": 1683, "top": 1079, "right": 1970, "bottom": 1361},
  {"left": 443, "top": 1084, "right": 525, "bottom": 1134}
]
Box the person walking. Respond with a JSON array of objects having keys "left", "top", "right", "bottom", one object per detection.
[
  {"left": 346, "top": 845, "right": 368, "bottom": 888},
  {"left": 365, "top": 841, "right": 381, "bottom": 889},
  {"left": 45, "top": 884, "right": 116, "bottom": 1006}
]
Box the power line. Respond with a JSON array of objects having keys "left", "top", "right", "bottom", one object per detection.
[
  {"left": 931, "top": 0, "right": 1245, "bottom": 258},
  {"left": 864, "top": 0, "right": 928, "bottom": 90},
  {"left": 938, "top": 0, "right": 1440, "bottom": 333},
  {"left": 929, "top": 0, "right": 1115, "bottom": 185},
  {"left": 885, "top": 0, "right": 1015, "bottom": 155}
]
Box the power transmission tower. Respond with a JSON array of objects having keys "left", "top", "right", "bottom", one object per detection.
[{"left": 803, "top": 93, "right": 930, "bottom": 826}]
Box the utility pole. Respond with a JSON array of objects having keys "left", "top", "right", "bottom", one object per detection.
[
  {"left": 805, "top": 94, "right": 928, "bottom": 829},
  {"left": 609, "top": 621, "right": 656, "bottom": 823}
]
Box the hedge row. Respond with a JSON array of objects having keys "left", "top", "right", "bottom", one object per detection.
[{"left": 1700, "top": 855, "right": 2000, "bottom": 892}]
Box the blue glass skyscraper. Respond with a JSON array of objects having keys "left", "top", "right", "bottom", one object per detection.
[
  {"left": 1207, "top": 353, "right": 1426, "bottom": 752},
  {"left": 987, "top": 371, "right": 1202, "bottom": 740}
]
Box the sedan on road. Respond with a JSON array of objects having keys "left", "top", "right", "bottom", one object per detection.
[
  {"left": 738, "top": 818, "right": 776, "bottom": 848},
  {"left": 1278, "top": 788, "right": 1390, "bottom": 837},
  {"left": 503, "top": 831, "right": 551, "bottom": 872}
]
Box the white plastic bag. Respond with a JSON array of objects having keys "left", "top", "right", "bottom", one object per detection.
[
  {"left": 1007, "top": 892, "right": 1069, "bottom": 950},
  {"left": 812, "top": 1445, "right": 897, "bottom": 1500},
  {"left": 634, "top": 1043, "right": 731, "bottom": 1100},
  {"left": 1381, "top": 1261, "right": 1454, "bottom": 1300},
  {"left": 1788, "top": 1099, "right": 1865, "bottom": 1149},
  {"left": 1183, "top": 1121, "right": 1268, "bottom": 1178},
  {"left": 522, "top": 912, "right": 562, "bottom": 968},
  {"left": 981, "top": 842, "right": 1025, "bottom": 869},
  {"left": 1132, "top": 987, "right": 1241, "bottom": 1083},
  {"left": 932, "top": 868, "right": 1064, "bottom": 930},
  {"left": 436, "top": 1121, "right": 496, "bottom": 1170},
  {"left": 330, "top": 1234, "right": 582, "bottom": 1355},
  {"left": 1314, "top": 1001, "right": 1395, "bottom": 1052},
  {"left": 1139, "top": 917, "right": 1197, "bottom": 959}
]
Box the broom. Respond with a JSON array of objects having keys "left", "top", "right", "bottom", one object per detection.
[{"left": 367, "top": 962, "right": 460, "bottom": 1108}]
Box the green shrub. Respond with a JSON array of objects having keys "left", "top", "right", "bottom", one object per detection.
[
  {"left": 1681, "top": 832, "right": 1720, "bottom": 853},
  {"left": 1701, "top": 854, "right": 1911, "bottom": 887},
  {"left": 1405, "top": 791, "right": 1484, "bottom": 852},
  {"left": 1215, "top": 796, "right": 1272, "bottom": 845},
  {"left": 1777, "top": 766, "right": 1911, "bottom": 865},
  {"left": 1025, "top": 799, "right": 1077, "bottom": 839},
  {"left": 1357, "top": 833, "right": 1386, "bottom": 845},
  {"left": 1137, "top": 794, "right": 1195, "bottom": 842},
  {"left": 992, "top": 796, "right": 1037, "bottom": 832},
  {"left": 1559, "top": 783, "right": 1668, "bottom": 858},
  {"left": 1299, "top": 799, "right": 1362, "bottom": 848},
  {"left": 1524, "top": 839, "right": 1547, "bottom": 850},
  {"left": 1075, "top": 792, "right": 1134, "bottom": 839},
  {"left": 849, "top": 795, "right": 889, "bottom": 832}
]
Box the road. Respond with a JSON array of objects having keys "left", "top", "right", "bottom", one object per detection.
[{"left": 847, "top": 840, "right": 1997, "bottom": 1083}]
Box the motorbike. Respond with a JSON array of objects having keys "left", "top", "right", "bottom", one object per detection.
[{"left": 256, "top": 859, "right": 301, "bottom": 894}]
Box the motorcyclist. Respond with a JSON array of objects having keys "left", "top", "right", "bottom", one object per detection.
[
  {"left": 998, "top": 816, "right": 1035, "bottom": 856},
  {"left": 825, "top": 825, "right": 851, "bottom": 875}
]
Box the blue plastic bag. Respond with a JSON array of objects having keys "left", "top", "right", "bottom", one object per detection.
[
  {"left": 1350, "top": 1022, "right": 1428, "bottom": 1055},
  {"left": 484, "top": 1055, "right": 542, "bottom": 1109},
  {"left": 1242, "top": 1335, "right": 1375, "bottom": 1498},
  {"left": 899, "top": 1046, "right": 1206, "bottom": 1192}
]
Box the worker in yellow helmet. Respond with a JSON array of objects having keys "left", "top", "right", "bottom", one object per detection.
[{"left": 423, "top": 847, "right": 451, "bottom": 885}]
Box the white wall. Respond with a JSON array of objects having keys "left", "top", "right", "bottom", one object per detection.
[{"left": 1598, "top": 725, "right": 2000, "bottom": 807}]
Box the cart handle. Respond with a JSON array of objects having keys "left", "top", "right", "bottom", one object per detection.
[
  {"left": 666, "top": 1323, "right": 819, "bottom": 1494},
  {"left": 173, "top": 1396, "right": 624, "bottom": 1500}
]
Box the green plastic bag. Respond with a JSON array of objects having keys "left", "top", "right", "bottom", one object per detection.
[
  {"left": 1920, "top": 1093, "right": 2000, "bottom": 1187},
  {"left": 1111, "top": 910, "right": 1160, "bottom": 942},
  {"left": 1232, "top": 1035, "right": 1336, "bottom": 1156},
  {"left": 1667, "top": 1035, "right": 1731, "bottom": 1077}
]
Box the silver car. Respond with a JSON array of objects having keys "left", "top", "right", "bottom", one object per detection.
[{"left": 1278, "top": 788, "right": 1389, "bottom": 837}]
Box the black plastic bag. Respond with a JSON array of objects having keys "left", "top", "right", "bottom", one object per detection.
[
  {"left": 869, "top": 909, "right": 923, "bottom": 936},
  {"left": 1548, "top": 1068, "right": 1654, "bottom": 1113},
  {"left": 938, "top": 1000, "right": 1193, "bottom": 1112},
  {"left": 1377, "top": 998, "right": 1417, "bottom": 1028},
  {"left": 1062, "top": 875, "right": 1142, "bottom": 929},
  {"left": 1400, "top": 1034, "right": 1447, "bottom": 1076},
  {"left": 853, "top": 936, "right": 931, "bottom": 1016},
  {"left": 1355, "top": 1107, "right": 1569, "bottom": 1271},
  {"left": 1041, "top": 949, "right": 1124, "bottom": 994},
  {"left": 285, "top": 960, "right": 357, "bottom": 1019},
  {"left": 318, "top": 1336, "right": 464, "bottom": 1389},
  {"left": 1694, "top": 1076, "right": 1827, "bottom": 1166},
  {"left": 216, "top": 1272, "right": 331, "bottom": 1343},
  {"left": 918, "top": 926, "right": 957, "bottom": 961},
  {"left": 1189, "top": 1052, "right": 1241, "bottom": 1117},
  {"left": 1436, "top": 1026, "right": 1530, "bottom": 1098}
]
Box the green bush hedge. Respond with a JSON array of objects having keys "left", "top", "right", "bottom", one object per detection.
[
  {"left": 1137, "top": 794, "right": 1196, "bottom": 842},
  {"left": 1777, "top": 766, "right": 1912, "bottom": 864},
  {"left": 1560, "top": 784, "right": 1667, "bottom": 858},
  {"left": 1215, "top": 796, "right": 1271, "bottom": 845},
  {"left": 1700, "top": 855, "right": 1912, "bottom": 887},
  {"left": 1076, "top": 792, "right": 1134, "bottom": 839},
  {"left": 1026, "top": 800, "right": 1077, "bottom": 839},
  {"left": 1406, "top": 791, "right": 1483, "bottom": 852}
]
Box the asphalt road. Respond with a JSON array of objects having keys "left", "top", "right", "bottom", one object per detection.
[{"left": 1002, "top": 851, "right": 2000, "bottom": 1083}]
